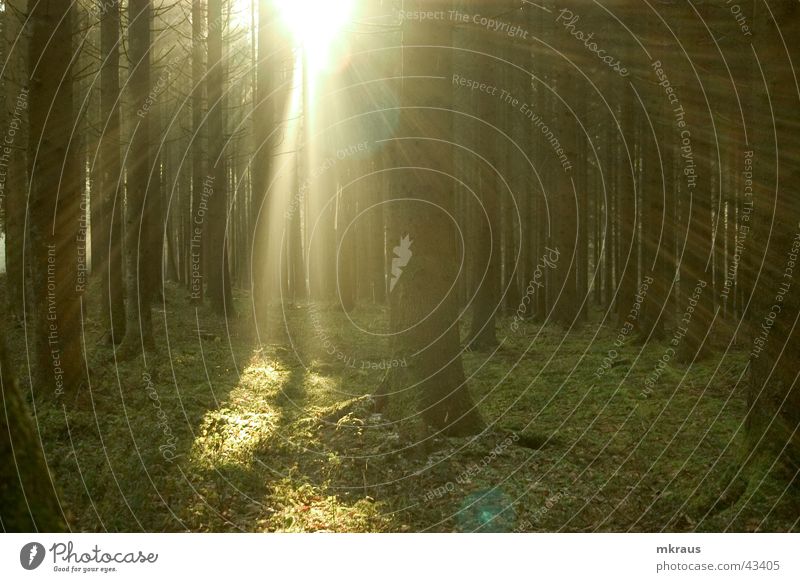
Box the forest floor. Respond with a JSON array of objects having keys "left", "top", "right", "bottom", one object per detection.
[{"left": 5, "top": 280, "right": 797, "bottom": 532}]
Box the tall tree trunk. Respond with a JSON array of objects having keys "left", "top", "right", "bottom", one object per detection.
[
  {"left": 121, "top": 0, "right": 155, "bottom": 354},
  {"left": 369, "top": 180, "right": 387, "bottom": 304},
  {"left": 616, "top": 76, "right": 639, "bottom": 329},
  {"left": 145, "top": 100, "right": 164, "bottom": 303},
  {"left": 467, "top": 46, "right": 500, "bottom": 349},
  {"left": 2, "top": 0, "right": 27, "bottom": 322},
  {"left": 289, "top": 126, "right": 305, "bottom": 304},
  {"left": 27, "top": 0, "right": 84, "bottom": 398},
  {"left": 552, "top": 73, "right": 579, "bottom": 327},
  {"left": 735, "top": 1, "right": 800, "bottom": 515},
  {"left": 190, "top": 0, "right": 206, "bottom": 305},
  {"left": 251, "top": 1, "right": 277, "bottom": 335},
  {"left": 674, "top": 28, "right": 714, "bottom": 364},
  {"left": 640, "top": 92, "right": 672, "bottom": 341},
  {"left": 639, "top": 19, "right": 672, "bottom": 341},
  {"left": 98, "top": 0, "right": 125, "bottom": 344},
  {"left": 336, "top": 167, "right": 356, "bottom": 312},
  {"left": 375, "top": 0, "right": 482, "bottom": 437},
  {"left": 206, "top": 0, "right": 234, "bottom": 315}
]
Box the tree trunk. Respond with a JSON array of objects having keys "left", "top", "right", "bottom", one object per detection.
[
  {"left": 736, "top": 1, "right": 800, "bottom": 514},
  {"left": 0, "top": 336, "right": 65, "bottom": 531},
  {"left": 616, "top": 76, "right": 639, "bottom": 329},
  {"left": 552, "top": 74, "right": 579, "bottom": 327},
  {"left": 120, "top": 0, "right": 155, "bottom": 354},
  {"left": 674, "top": 17, "right": 715, "bottom": 363},
  {"left": 467, "top": 46, "right": 500, "bottom": 349},
  {"left": 190, "top": 0, "right": 206, "bottom": 305},
  {"left": 206, "top": 0, "right": 234, "bottom": 316},
  {"left": 251, "top": 1, "right": 278, "bottom": 335},
  {"left": 467, "top": 162, "right": 500, "bottom": 349},
  {"left": 639, "top": 100, "right": 672, "bottom": 341},
  {"left": 98, "top": 0, "right": 125, "bottom": 344},
  {"left": 28, "top": 0, "right": 84, "bottom": 398},
  {"left": 375, "top": 0, "right": 483, "bottom": 437},
  {"left": 336, "top": 166, "right": 356, "bottom": 312},
  {"left": 2, "top": 0, "right": 27, "bottom": 322}
]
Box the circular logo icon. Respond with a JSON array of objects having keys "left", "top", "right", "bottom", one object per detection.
[{"left": 20, "top": 542, "right": 46, "bottom": 570}]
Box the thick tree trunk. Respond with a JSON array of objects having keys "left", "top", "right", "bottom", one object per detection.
[
  {"left": 0, "top": 337, "right": 65, "bottom": 531},
  {"left": 736, "top": 1, "right": 800, "bottom": 511},
  {"left": 639, "top": 21, "right": 673, "bottom": 341},
  {"left": 28, "top": 0, "right": 84, "bottom": 398},
  {"left": 674, "top": 17, "right": 715, "bottom": 363},
  {"left": 2, "top": 0, "right": 27, "bottom": 322},
  {"left": 639, "top": 111, "right": 671, "bottom": 341},
  {"left": 375, "top": 0, "right": 483, "bottom": 437}
]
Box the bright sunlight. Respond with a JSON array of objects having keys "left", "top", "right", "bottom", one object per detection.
[{"left": 274, "top": 0, "right": 356, "bottom": 73}]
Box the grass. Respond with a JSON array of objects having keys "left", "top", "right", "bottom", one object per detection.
[{"left": 5, "top": 281, "right": 797, "bottom": 532}]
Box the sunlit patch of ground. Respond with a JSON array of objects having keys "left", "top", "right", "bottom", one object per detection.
[
  {"left": 191, "top": 409, "right": 279, "bottom": 469},
  {"left": 190, "top": 357, "right": 286, "bottom": 469}
]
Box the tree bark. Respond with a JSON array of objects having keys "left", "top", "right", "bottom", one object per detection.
[
  {"left": 737, "top": 1, "right": 800, "bottom": 511},
  {"left": 98, "top": 0, "right": 125, "bottom": 344},
  {"left": 375, "top": 0, "right": 483, "bottom": 437},
  {"left": 190, "top": 0, "right": 206, "bottom": 305},
  {"left": 206, "top": 0, "right": 234, "bottom": 315},
  {"left": 2, "top": 0, "right": 27, "bottom": 322},
  {"left": 120, "top": 0, "right": 155, "bottom": 354},
  {"left": 0, "top": 336, "right": 65, "bottom": 531},
  {"left": 615, "top": 72, "right": 639, "bottom": 329},
  {"left": 27, "top": 0, "right": 84, "bottom": 398},
  {"left": 251, "top": 1, "right": 278, "bottom": 335}
]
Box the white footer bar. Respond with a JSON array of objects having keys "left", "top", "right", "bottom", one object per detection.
[{"left": 1, "top": 533, "right": 796, "bottom": 581}]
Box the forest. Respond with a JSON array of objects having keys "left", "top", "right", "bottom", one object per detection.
[{"left": 1, "top": 0, "right": 798, "bottom": 533}]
